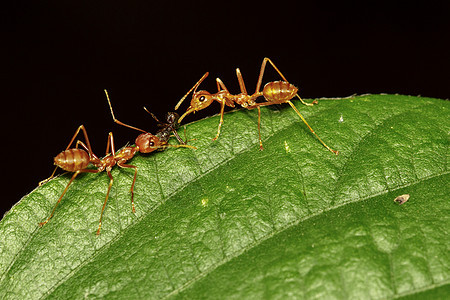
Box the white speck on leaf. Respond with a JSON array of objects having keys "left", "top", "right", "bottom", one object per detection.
[
  {"left": 394, "top": 194, "right": 410, "bottom": 205},
  {"left": 284, "top": 141, "right": 291, "bottom": 153}
]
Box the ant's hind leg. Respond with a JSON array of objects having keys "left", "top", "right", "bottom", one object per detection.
[
  {"left": 65, "top": 125, "right": 94, "bottom": 154},
  {"left": 39, "top": 166, "right": 59, "bottom": 186},
  {"left": 257, "top": 58, "right": 316, "bottom": 106},
  {"left": 296, "top": 94, "right": 316, "bottom": 106},
  {"left": 39, "top": 168, "right": 99, "bottom": 227},
  {"left": 255, "top": 57, "right": 288, "bottom": 94},
  {"left": 257, "top": 106, "right": 263, "bottom": 150},
  {"left": 287, "top": 100, "right": 338, "bottom": 155},
  {"left": 39, "top": 171, "right": 81, "bottom": 227}
]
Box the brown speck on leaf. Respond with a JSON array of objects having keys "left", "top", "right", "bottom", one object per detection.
[{"left": 394, "top": 194, "right": 410, "bottom": 205}]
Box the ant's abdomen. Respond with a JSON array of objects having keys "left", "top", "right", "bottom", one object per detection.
[
  {"left": 262, "top": 81, "right": 298, "bottom": 103},
  {"left": 54, "top": 149, "right": 90, "bottom": 172}
]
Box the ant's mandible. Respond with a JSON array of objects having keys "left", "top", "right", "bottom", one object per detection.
[{"left": 175, "top": 57, "right": 338, "bottom": 154}]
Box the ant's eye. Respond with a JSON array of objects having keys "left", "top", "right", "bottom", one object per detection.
[{"left": 199, "top": 96, "right": 206, "bottom": 102}]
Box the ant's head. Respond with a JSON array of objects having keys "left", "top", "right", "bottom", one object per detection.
[
  {"left": 175, "top": 72, "right": 215, "bottom": 123},
  {"left": 178, "top": 90, "right": 214, "bottom": 123},
  {"left": 190, "top": 90, "right": 215, "bottom": 111},
  {"left": 135, "top": 133, "right": 163, "bottom": 153},
  {"left": 165, "top": 112, "right": 180, "bottom": 124}
]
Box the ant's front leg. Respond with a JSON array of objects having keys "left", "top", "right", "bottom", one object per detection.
[
  {"left": 212, "top": 100, "right": 226, "bottom": 141},
  {"left": 211, "top": 77, "right": 231, "bottom": 142},
  {"left": 171, "top": 130, "right": 187, "bottom": 145}
]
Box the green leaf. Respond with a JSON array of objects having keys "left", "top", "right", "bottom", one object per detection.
[{"left": 0, "top": 94, "right": 448, "bottom": 299}]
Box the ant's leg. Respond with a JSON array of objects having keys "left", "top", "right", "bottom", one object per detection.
[
  {"left": 105, "top": 132, "right": 116, "bottom": 156},
  {"left": 75, "top": 140, "right": 101, "bottom": 164},
  {"left": 235, "top": 68, "right": 248, "bottom": 95},
  {"left": 183, "top": 126, "right": 191, "bottom": 144},
  {"left": 172, "top": 130, "right": 187, "bottom": 145},
  {"left": 39, "top": 169, "right": 99, "bottom": 227},
  {"left": 39, "top": 171, "right": 80, "bottom": 227},
  {"left": 212, "top": 100, "right": 226, "bottom": 141},
  {"left": 257, "top": 106, "right": 264, "bottom": 150},
  {"left": 63, "top": 125, "right": 93, "bottom": 152},
  {"left": 287, "top": 100, "right": 338, "bottom": 155},
  {"left": 95, "top": 133, "right": 117, "bottom": 235},
  {"left": 261, "top": 58, "right": 315, "bottom": 106},
  {"left": 97, "top": 169, "right": 114, "bottom": 235},
  {"left": 230, "top": 66, "right": 262, "bottom": 149},
  {"left": 216, "top": 78, "right": 235, "bottom": 108},
  {"left": 39, "top": 166, "right": 59, "bottom": 186},
  {"left": 295, "top": 94, "right": 316, "bottom": 106},
  {"left": 212, "top": 77, "right": 231, "bottom": 141},
  {"left": 142, "top": 107, "right": 162, "bottom": 123},
  {"left": 118, "top": 162, "right": 138, "bottom": 213},
  {"left": 216, "top": 77, "right": 229, "bottom": 92},
  {"left": 145, "top": 108, "right": 188, "bottom": 145},
  {"left": 165, "top": 143, "right": 197, "bottom": 150},
  {"left": 144, "top": 108, "right": 187, "bottom": 145},
  {"left": 63, "top": 125, "right": 94, "bottom": 154},
  {"left": 169, "top": 126, "right": 196, "bottom": 146},
  {"left": 104, "top": 89, "right": 147, "bottom": 133},
  {"left": 255, "top": 57, "right": 271, "bottom": 94}
]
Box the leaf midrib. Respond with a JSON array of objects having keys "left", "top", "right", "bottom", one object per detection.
[{"left": 392, "top": 281, "right": 450, "bottom": 300}]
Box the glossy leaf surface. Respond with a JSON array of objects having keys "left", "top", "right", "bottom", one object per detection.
[{"left": 0, "top": 95, "right": 448, "bottom": 299}]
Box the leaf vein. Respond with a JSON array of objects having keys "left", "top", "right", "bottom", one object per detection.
[{"left": 163, "top": 171, "right": 449, "bottom": 298}]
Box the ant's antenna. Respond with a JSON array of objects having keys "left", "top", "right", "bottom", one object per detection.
[
  {"left": 104, "top": 89, "right": 146, "bottom": 133},
  {"left": 175, "top": 72, "right": 209, "bottom": 110}
]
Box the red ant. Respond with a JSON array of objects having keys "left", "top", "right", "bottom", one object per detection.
[
  {"left": 175, "top": 57, "right": 338, "bottom": 154},
  {"left": 38, "top": 91, "right": 195, "bottom": 235}
]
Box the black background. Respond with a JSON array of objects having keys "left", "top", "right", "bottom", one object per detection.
[{"left": 2, "top": 1, "right": 449, "bottom": 217}]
